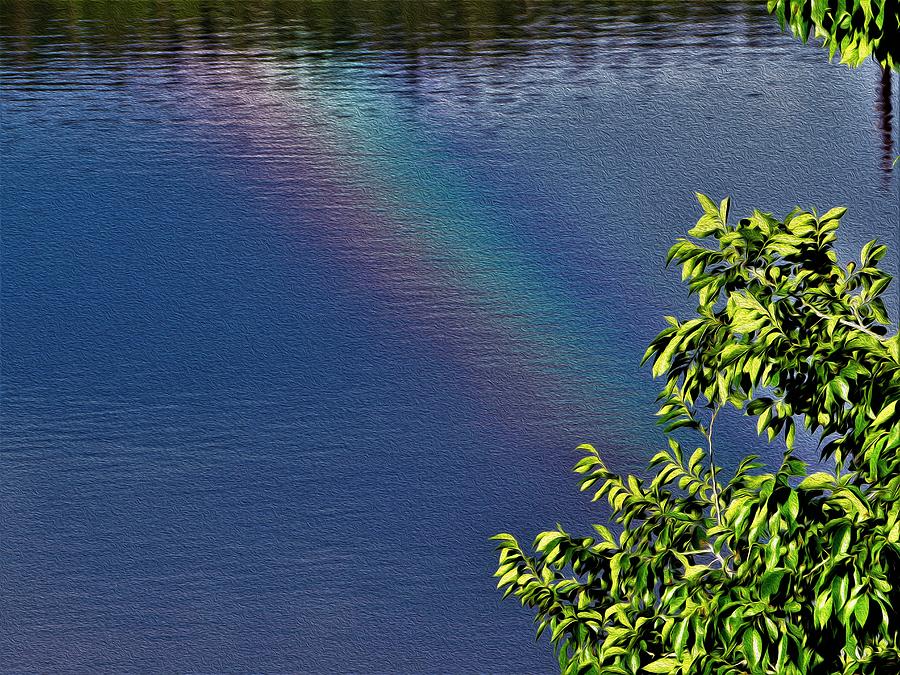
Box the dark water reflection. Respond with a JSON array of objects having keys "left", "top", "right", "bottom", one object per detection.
[
  {"left": 879, "top": 69, "right": 895, "bottom": 177},
  {"left": 2, "top": 2, "right": 898, "bottom": 672}
]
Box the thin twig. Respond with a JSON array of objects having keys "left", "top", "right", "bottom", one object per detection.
[
  {"left": 800, "top": 301, "right": 884, "bottom": 340},
  {"left": 707, "top": 405, "right": 722, "bottom": 529}
]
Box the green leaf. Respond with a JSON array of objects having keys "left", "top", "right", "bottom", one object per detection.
[
  {"left": 832, "top": 524, "right": 851, "bottom": 556},
  {"left": 643, "top": 657, "right": 679, "bottom": 673},
  {"left": 742, "top": 628, "right": 763, "bottom": 665},
  {"left": 696, "top": 193, "right": 719, "bottom": 216},
  {"left": 819, "top": 206, "right": 847, "bottom": 222},
  {"left": 815, "top": 591, "right": 833, "bottom": 627},
  {"left": 784, "top": 490, "right": 800, "bottom": 523},
  {"left": 855, "top": 594, "right": 870, "bottom": 627},
  {"left": 688, "top": 214, "right": 722, "bottom": 238},
  {"left": 798, "top": 472, "right": 835, "bottom": 491},
  {"left": 683, "top": 564, "right": 708, "bottom": 581},
  {"left": 873, "top": 401, "right": 897, "bottom": 427},
  {"left": 829, "top": 377, "right": 850, "bottom": 402},
  {"left": 760, "top": 569, "right": 786, "bottom": 598},
  {"left": 673, "top": 619, "right": 690, "bottom": 659},
  {"left": 551, "top": 618, "right": 575, "bottom": 641}
]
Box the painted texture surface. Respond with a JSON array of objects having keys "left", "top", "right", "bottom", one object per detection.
[{"left": 1, "top": 1, "right": 898, "bottom": 671}]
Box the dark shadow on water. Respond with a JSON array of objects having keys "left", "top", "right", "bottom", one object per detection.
[{"left": 877, "top": 67, "right": 895, "bottom": 178}]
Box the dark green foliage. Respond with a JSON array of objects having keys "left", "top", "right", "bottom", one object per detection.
[
  {"left": 492, "top": 196, "right": 900, "bottom": 674},
  {"left": 768, "top": 0, "right": 900, "bottom": 69}
]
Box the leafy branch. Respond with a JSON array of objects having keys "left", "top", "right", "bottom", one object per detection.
[
  {"left": 768, "top": 0, "right": 899, "bottom": 71},
  {"left": 492, "top": 196, "right": 900, "bottom": 675}
]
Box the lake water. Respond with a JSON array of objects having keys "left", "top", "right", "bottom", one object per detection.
[{"left": 2, "top": 1, "right": 898, "bottom": 671}]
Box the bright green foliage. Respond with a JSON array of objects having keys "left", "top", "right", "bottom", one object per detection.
[
  {"left": 767, "top": 0, "right": 900, "bottom": 70},
  {"left": 492, "top": 196, "right": 900, "bottom": 674}
]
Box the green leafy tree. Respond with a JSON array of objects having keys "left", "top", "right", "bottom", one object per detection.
[
  {"left": 492, "top": 196, "right": 900, "bottom": 674},
  {"left": 767, "top": 0, "right": 900, "bottom": 69}
]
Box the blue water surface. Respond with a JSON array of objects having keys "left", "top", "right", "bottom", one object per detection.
[{"left": 2, "top": 2, "right": 898, "bottom": 671}]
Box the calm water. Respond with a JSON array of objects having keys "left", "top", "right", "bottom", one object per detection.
[{"left": 2, "top": 1, "right": 898, "bottom": 671}]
